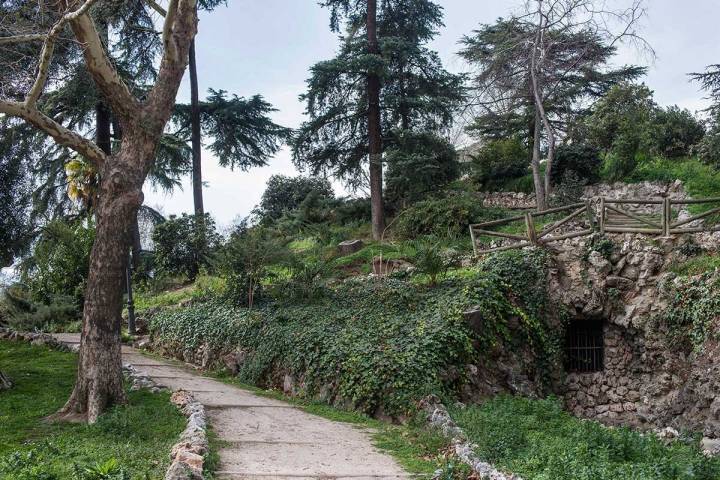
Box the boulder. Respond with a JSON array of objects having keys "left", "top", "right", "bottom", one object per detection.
[{"left": 338, "top": 239, "right": 364, "bottom": 255}]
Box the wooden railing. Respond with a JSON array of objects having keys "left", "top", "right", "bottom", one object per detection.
[{"left": 470, "top": 197, "right": 720, "bottom": 255}]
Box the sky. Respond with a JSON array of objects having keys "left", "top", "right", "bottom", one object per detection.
[{"left": 143, "top": 0, "right": 720, "bottom": 227}]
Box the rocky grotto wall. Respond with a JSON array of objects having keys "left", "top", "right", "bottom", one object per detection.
[{"left": 549, "top": 225, "right": 720, "bottom": 442}]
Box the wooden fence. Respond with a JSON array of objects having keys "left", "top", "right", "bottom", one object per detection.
[{"left": 470, "top": 197, "right": 720, "bottom": 255}]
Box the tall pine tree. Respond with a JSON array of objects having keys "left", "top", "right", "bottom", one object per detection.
[{"left": 293, "top": 0, "right": 463, "bottom": 238}]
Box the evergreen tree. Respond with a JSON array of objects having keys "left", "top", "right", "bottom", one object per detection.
[
  {"left": 172, "top": 90, "right": 290, "bottom": 173},
  {"left": 293, "top": 0, "right": 464, "bottom": 238}
]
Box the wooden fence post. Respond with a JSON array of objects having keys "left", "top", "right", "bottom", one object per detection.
[
  {"left": 525, "top": 212, "right": 538, "bottom": 245},
  {"left": 584, "top": 199, "right": 596, "bottom": 231},
  {"left": 662, "top": 197, "right": 671, "bottom": 237},
  {"left": 599, "top": 197, "right": 605, "bottom": 234}
]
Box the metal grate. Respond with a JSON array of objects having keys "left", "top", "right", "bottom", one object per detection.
[{"left": 564, "top": 319, "right": 604, "bottom": 373}]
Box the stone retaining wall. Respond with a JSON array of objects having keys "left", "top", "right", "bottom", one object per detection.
[{"left": 549, "top": 229, "right": 720, "bottom": 442}]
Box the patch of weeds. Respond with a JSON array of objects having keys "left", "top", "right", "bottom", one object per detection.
[{"left": 451, "top": 395, "right": 720, "bottom": 480}]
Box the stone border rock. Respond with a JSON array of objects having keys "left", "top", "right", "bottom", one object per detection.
[
  {"left": 165, "top": 390, "right": 208, "bottom": 480},
  {"left": 0, "top": 327, "right": 74, "bottom": 352},
  {"left": 419, "top": 395, "right": 522, "bottom": 480},
  {"left": 120, "top": 361, "right": 209, "bottom": 479}
]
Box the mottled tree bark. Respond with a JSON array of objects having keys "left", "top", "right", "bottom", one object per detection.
[
  {"left": 530, "top": 110, "right": 547, "bottom": 212},
  {"left": 367, "top": 0, "right": 385, "bottom": 240}
]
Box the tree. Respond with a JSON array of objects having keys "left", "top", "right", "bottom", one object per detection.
[
  {"left": 294, "top": 0, "right": 464, "bottom": 239},
  {"left": 586, "top": 82, "right": 656, "bottom": 179},
  {"left": 0, "top": 0, "right": 198, "bottom": 422},
  {"left": 460, "top": 1, "right": 648, "bottom": 209},
  {"left": 384, "top": 131, "right": 459, "bottom": 206},
  {"left": 652, "top": 106, "right": 704, "bottom": 158},
  {"left": 0, "top": 120, "right": 32, "bottom": 266},
  {"left": 0, "top": 2, "right": 190, "bottom": 270},
  {"left": 172, "top": 89, "right": 289, "bottom": 174},
  {"left": 691, "top": 65, "right": 720, "bottom": 166}
]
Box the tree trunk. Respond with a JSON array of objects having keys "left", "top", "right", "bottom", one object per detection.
[
  {"left": 531, "top": 111, "right": 547, "bottom": 212},
  {"left": 367, "top": 0, "right": 385, "bottom": 240},
  {"left": 56, "top": 146, "right": 146, "bottom": 423},
  {"left": 529, "top": 3, "right": 554, "bottom": 209},
  {"left": 189, "top": 40, "right": 204, "bottom": 217},
  {"left": 111, "top": 117, "right": 141, "bottom": 272}
]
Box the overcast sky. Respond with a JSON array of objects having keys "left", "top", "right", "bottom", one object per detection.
[{"left": 143, "top": 0, "right": 720, "bottom": 227}]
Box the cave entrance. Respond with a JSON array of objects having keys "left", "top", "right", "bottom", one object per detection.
[{"left": 564, "top": 318, "right": 605, "bottom": 373}]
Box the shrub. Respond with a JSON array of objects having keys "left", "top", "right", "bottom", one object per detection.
[
  {"left": 410, "top": 238, "right": 458, "bottom": 286},
  {"left": 653, "top": 106, "right": 705, "bottom": 158},
  {"left": 394, "top": 192, "right": 507, "bottom": 239},
  {"left": 468, "top": 138, "right": 529, "bottom": 191},
  {"left": 218, "top": 226, "right": 290, "bottom": 308},
  {"left": 2, "top": 284, "right": 78, "bottom": 332},
  {"left": 385, "top": 132, "right": 460, "bottom": 207},
  {"left": 550, "top": 143, "right": 602, "bottom": 185},
  {"left": 255, "top": 174, "right": 334, "bottom": 222},
  {"left": 271, "top": 252, "right": 332, "bottom": 302},
  {"left": 19, "top": 218, "right": 95, "bottom": 308},
  {"left": 152, "top": 213, "right": 220, "bottom": 281},
  {"left": 550, "top": 170, "right": 586, "bottom": 207}
]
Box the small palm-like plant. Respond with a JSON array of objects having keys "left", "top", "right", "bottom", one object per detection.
[{"left": 411, "top": 238, "right": 456, "bottom": 287}]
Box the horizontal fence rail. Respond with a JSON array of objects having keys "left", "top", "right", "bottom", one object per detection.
[{"left": 470, "top": 196, "right": 720, "bottom": 255}]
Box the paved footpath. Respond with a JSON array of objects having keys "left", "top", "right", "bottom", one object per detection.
[{"left": 53, "top": 334, "right": 410, "bottom": 480}]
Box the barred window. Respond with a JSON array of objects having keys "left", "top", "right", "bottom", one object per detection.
[{"left": 565, "top": 319, "right": 604, "bottom": 373}]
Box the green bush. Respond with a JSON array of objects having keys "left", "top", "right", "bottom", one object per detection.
[
  {"left": 152, "top": 213, "right": 221, "bottom": 281},
  {"left": 218, "top": 225, "right": 290, "bottom": 308},
  {"left": 271, "top": 252, "right": 332, "bottom": 302},
  {"left": 255, "top": 174, "right": 334, "bottom": 222},
  {"left": 468, "top": 138, "right": 529, "bottom": 191},
  {"left": 451, "top": 395, "right": 720, "bottom": 480},
  {"left": 393, "top": 192, "right": 507, "bottom": 239},
  {"left": 151, "top": 262, "right": 555, "bottom": 417},
  {"left": 20, "top": 219, "right": 95, "bottom": 308},
  {"left": 2, "top": 284, "right": 78, "bottom": 332},
  {"left": 410, "top": 238, "right": 458, "bottom": 286},
  {"left": 653, "top": 106, "right": 705, "bottom": 158},
  {"left": 551, "top": 143, "right": 602, "bottom": 185}
]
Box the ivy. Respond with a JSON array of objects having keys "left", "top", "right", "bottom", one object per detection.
[
  {"left": 151, "top": 252, "right": 558, "bottom": 417},
  {"left": 659, "top": 273, "right": 720, "bottom": 351}
]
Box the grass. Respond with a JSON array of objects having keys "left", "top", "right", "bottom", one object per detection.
[
  {"left": 0, "top": 340, "right": 186, "bottom": 479},
  {"left": 450, "top": 395, "right": 720, "bottom": 480},
  {"left": 670, "top": 253, "right": 720, "bottom": 276},
  {"left": 630, "top": 156, "right": 720, "bottom": 214},
  {"left": 209, "top": 371, "right": 457, "bottom": 476}
]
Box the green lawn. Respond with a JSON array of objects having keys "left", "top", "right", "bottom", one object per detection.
[
  {"left": 450, "top": 395, "right": 720, "bottom": 480},
  {"left": 0, "top": 340, "right": 185, "bottom": 479}
]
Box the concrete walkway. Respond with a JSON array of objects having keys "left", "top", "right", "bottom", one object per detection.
[{"left": 53, "top": 334, "right": 410, "bottom": 480}]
